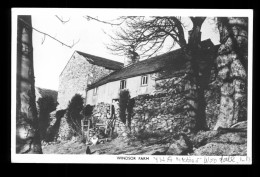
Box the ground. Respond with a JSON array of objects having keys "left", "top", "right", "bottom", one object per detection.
[
  {"left": 42, "top": 121, "right": 247, "bottom": 156},
  {"left": 42, "top": 136, "right": 170, "bottom": 155}
]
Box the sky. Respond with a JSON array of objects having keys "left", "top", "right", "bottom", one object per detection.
[{"left": 29, "top": 10, "right": 220, "bottom": 91}]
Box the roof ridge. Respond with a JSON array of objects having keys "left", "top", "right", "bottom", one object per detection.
[
  {"left": 87, "top": 39, "right": 215, "bottom": 89},
  {"left": 75, "top": 50, "right": 124, "bottom": 65}
]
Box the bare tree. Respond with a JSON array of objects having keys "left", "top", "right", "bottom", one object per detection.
[
  {"left": 16, "top": 15, "right": 42, "bottom": 153},
  {"left": 106, "top": 16, "right": 187, "bottom": 58},
  {"left": 16, "top": 15, "right": 79, "bottom": 154},
  {"left": 99, "top": 16, "right": 210, "bottom": 132},
  {"left": 19, "top": 17, "right": 79, "bottom": 48}
]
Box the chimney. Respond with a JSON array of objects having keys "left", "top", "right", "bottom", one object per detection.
[{"left": 124, "top": 48, "right": 140, "bottom": 67}]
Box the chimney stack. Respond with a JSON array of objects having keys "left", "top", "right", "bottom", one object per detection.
[{"left": 124, "top": 46, "right": 140, "bottom": 67}]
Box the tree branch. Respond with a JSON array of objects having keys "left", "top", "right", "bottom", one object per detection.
[
  {"left": 55, "top": 15, "right": 70, "bottom": 24},
  {"left": 83, "top": 15, "right": 125, "bottom": 26},
  {"left": 18, "top": 17, "right": 78, "bottom": 48},
  {"left": 106, "top": 16, "right": 187, "bottom": 59}
]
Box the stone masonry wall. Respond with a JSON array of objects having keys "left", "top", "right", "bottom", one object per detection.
[
  {"left": 57, "top": 115, "right": 73, "bottom": 141},
  {"left": 130, "top": 93, "right": 191, "bottom": 135},
  {"left": 88, "top": 78, "right": 221, "bottom": 136},
  {"left": 56, "top": 77, "right": 220, "bottom": 141},
  {"left": 57, "top": 52, "right": 114, "bottom": 109},
  {"left": 89, "top": 93, "right": 193, "bottom": 137},
  {"left": 90, "top": 102, "right": 126, "bottom": 137}
]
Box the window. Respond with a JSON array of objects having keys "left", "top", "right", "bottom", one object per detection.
[
  {"left": 141, "top": 75, "right": 148, "bottom": 86},
  {"left": 93, "top": 87, "right": 98, "bottom": 95},
  {"left": 120, "top": 80, "right": 126, "bottom": 89}
]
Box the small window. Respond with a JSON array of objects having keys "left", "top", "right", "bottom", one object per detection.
[
  {"left": 120, "top": 80, "right": 126, "bottom": 89},
  {"left": 93, "top": 87, "right": 98, "bottom": 95},
  {"left": 141, "top": 75, "right": 148, "bottom": 86}
]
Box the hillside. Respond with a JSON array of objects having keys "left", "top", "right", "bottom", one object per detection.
[{"left": 35, "top": 87, "right": 58, "bottom": 103}]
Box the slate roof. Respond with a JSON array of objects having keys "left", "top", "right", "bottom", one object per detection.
[
  {"left": 76, "top": 51, "right": 124, "bottom": 70},
  {"left": 87, "top": 39, "right": 219, "bottom": 90}
]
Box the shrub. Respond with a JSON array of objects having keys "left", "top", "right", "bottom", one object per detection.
[
  {"left": 37, "top": 96, "right": 58, "bottom": 140},
  {"left": 119, "top": 90, "right": 130, "bottom": 124},
  {"left": 82, "top": 104, "right": 94, "bottom": 117},
  {"left": 66, "top": 94, "right": 84, "bottom": 136},
  {"left": 127, "top": 98, "right": 135, "bottom": 128}
]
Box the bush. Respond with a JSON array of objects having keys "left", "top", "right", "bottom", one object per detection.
[
  {"left": 127, "top": 98, "right": 135, "bottom": 128},
  {"left": 37, "top": 96, "right": 58, "bottom": 140},
  {"left": 66, "top": 94, "right": 84, "bottom": 136},
  {"left": 119, "top": 90, "right": 130, "bottom": 124},
  {"left": 82, "top": 104, "right": 94, "bottom": 117}
]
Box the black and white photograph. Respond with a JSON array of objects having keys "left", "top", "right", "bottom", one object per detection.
[{"left": 11, "top": 8, "right": 253, "bottom": 164}]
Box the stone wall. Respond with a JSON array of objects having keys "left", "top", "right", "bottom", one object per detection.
[
  {"left": 57, "top": 115, "right": 73, "bottom": 141},
  {"left": 55, "top": 80, "right": 221, "bottom": 141},
  {"left": 130, "top": 93, "right": 192, "bottom": 135},
  {"left": 56, "top": 67, "right": 221, "bottom": 141},
  {"left": 90, "top": 102, "right": 126, "bottom": 137},
  {"left": 89, "top": 93, "right": 193, "bottom": 137},
  {"left": 92, "top": 102, "right": 111, "bottom": 125},
  {"left": 57, "top": 52, "right": 114, "bottom": 110},
  {"left": 88, "top": 78, "right": 221, "bottom": 136}
]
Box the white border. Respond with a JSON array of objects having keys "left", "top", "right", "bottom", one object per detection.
[
  {"left": 12, "top": 8, "right": 252, "bottom": 17},
  {"left": 11, "top": 8, "right": 253, "bottom": 164}
]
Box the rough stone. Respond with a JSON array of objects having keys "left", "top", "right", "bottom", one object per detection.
[
  {"left": 230, "top": 59, "right": 247, "bottom": 79},
  {"left": 193, "top": 142, "right": 247, "bottom": 156},
  {"left": 57, "top": 52, "right": 116, "bottom": 109},
  {"left": 214, "top": 96, "right": 234, "bottom": 130},
  {"left": 230, "top": 121, "right": 247, "bottom": 130},
  {"left": 191, "top": 122, "right": 247, "bottom": 156},
  {"left": 217, "top": 53, "right": 237, "bottom": 68},
  {"left": 221, "top": 83, "right": 235, "bottom": 96},
  {"left": 58, "top": 116, "right": 73, "bottom": 141},
  {"left": 218, "top": 38, "right": 234, "bottom": 55},
  {"left": 233, "top": 79, "right": 245, "bottom": 93},
  {"left": 191, "top": 130, "right": 219, "bottom": 148},
  {"left": 166, "top": 134, "right": 193, "bottom": 155},
  {"left": 218, "top": 67, "right": 229, "bottom": 80}
]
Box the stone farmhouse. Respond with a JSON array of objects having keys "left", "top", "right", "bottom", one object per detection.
[
  {"left": 57, "top": 51, "right": 123, "bottom": 109},
  {"left": 86, "top": 39, "right": 216, "bottom": 105},
  {"left": 57, "top": 38, "right": 219, "bottom": 138}
]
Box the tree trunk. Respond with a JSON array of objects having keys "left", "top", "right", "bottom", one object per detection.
[
  {"left": 16, "top": 15, "right": 42, "bottom": 154},
  {"left": 214, "top": 17, "right": 247, "bottom": 130},
  {"left": 186, "top": 17, "right": 209, "bottom": 132}
]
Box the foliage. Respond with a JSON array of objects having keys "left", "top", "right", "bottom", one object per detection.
[
  {"left": 119, "top": 90, "right": 130, "bottom": 124},
  {"left": 37, "top": 96, "right": 57, "bottom": 115},
  {"left": 66, "top": 94, "right": 84, "bottom": 135},
  {"left": 82, "top": 104, "right": 94, "bottom": 117},
  {"left": 37, "top": 96, "right": 58, "bottom": 140},
  {"left": 56, "top": 109, "right": 67, "bottom": 119},
  {"left": 126, "top": 98, "right": 135, "bottom": 126}
]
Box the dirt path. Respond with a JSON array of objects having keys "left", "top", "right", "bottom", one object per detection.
[{"left": 42, "top": 137, "right": 170, "bottom": 155}]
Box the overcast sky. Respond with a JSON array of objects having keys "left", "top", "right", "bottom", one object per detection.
[{"left": 22, "top": 9, "right": 221, "bottom": 91}]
